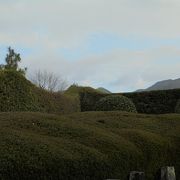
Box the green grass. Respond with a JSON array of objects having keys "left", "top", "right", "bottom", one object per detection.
[{"left": 0, "top": 111, "right": 179, "bottom": 180}]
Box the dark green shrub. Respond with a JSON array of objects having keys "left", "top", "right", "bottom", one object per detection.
[
  {"left": 95, "top": 95, "right": 137, "bottom": 113},
  {"left": 34, "top": 87, "right": 80, "bottom": 114},
  {"left": 77, "top": 88, "right": 180, "bottom": 114},
  {"left": 65, "top": 85, "right": 106, "bottom": 111},
  {"left": 175, "top": 99, "right": 180, "bottom": 113},
  {"left": 0, "top": 70, "right": 39, "bottom": 112},
  {"left": 0, "top": 70, "right": 80, "bottom": 113},
  {"left": 0, "top": 111, "right": 179, "bottom": 180},
  {"left": 124, "top": 89, "right": 180, "bottom": 114}
]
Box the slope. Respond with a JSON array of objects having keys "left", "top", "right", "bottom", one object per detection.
[{"left": 0, "top": 111, "right": 179, "bottom": 180}]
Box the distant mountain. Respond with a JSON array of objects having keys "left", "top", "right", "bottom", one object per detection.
[
  {"left": 136, "top": 78, "right": 180, "bottom": 92},
  {"left": 97, "top": 87, "right": 111, "bottom": 94}
]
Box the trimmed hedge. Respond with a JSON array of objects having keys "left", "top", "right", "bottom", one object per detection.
[
  {"left": 0, "top": 70, "right": 80, "bottom": 113},
  {"left": 0, "top": 70, "right": 39, "bottom": 112},
  {"left": 0, "top": 111, "right": 179, "bottom": 179},
  {"left": 124, "top": 89, "right": 180, "bottom": 114},
  {"left": 175, "top": 99, "right": 180, "bottom": 113},
  {"left": 65, "top": 85, "right": 106, "bottom": 111},
  {"left": 71, "top": 87, "right": 180, "bottom": 114},
  {"left": 95, "top": 95, "right": 137, "bottom": 113}
]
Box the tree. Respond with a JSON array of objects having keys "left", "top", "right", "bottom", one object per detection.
[
  {"left": 0, "top": 47, "right": 27, "bottom": 75},
  {"left": 31, "top": 70, "right": 68, "bottom": 92}
]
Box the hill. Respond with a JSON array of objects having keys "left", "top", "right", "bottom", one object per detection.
[
  {"left": 0, "top": 111, "right": 179, "bottom": 180},
  {"left": 97, "top": 87, "right": 111, "bottom": 94},
  {"left": 136, "top": 78, "right": 180, "bottom": 92},
  {"left": 0, "top": 70, "right": 79, "bottom": 113}
]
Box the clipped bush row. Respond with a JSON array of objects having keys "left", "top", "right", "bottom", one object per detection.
[
  {"left": 75, "top": 87, "right": 180, "bottom": 114},
  {"left": 175, "top": 99, "right": 180, "bottom": 113},
  {"left": 124, "top": 90, "right": 180, "bottom": 114},
  {"left": 66, "top": 86, "right": 137, "bottom": 113},
  {"left": 95, "top": 95, "right": 137, "bottom": 113}
]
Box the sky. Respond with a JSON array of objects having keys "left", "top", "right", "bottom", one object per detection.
[{"left": 0, "top": 0, "right": 180, "bottom": 92}]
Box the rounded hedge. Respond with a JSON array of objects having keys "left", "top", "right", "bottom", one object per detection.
[{"left": 95, "top": 95, "right": 137, "bottom": 113}]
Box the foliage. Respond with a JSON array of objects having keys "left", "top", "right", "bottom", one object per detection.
[
  {"left": 175, "top": 99, "right": 180, "bottom": 113},
  {"left": 0, "top": 111, "right": 179, "bottom": 180},
  {"left": 0, "top": 70, "right": 39, "bottom": 112},
  {"left": 95, "top": 95, "right": 137, "bottom": 112},
  {"left": 124, "top": 89, "right": 180, "bottom": 114},
  {"left": 33, "top": 87, "right": 80, "bottom": 114},
  {"left": 0, "top": 47, "right": 27, "bottom": 75},
  {"left": 0, "top": 70, "right": 79, "bottom": 113},
  {"left": 65, "top": 85, "right": 106, "bottom": 111},
  {"left": 72, "top": 87, "right": 180, "bottom": 114}
]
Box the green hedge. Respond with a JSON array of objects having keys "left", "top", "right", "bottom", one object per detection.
[
  {"left": 175, "top": 99, "right": 180, "bottom": 113},
  {"left": 0, "top": 111, "right": 179, "bottom": 180},
  {"left": 76, "top": 88, "right": 180, "bottom": 114},
  {"left": 0, "top": 70, "right": 39, "bottom": 112},
  {"left": 65, "top": 85, "right": 106, "bottom": 111},
  {"left": 124, "top": 89, "right": 180, "bottom": 114},
  {"left": 0, "top": 70, "right": 80, "bottom": 113},
  {"left": 95, "top": 95, "right": 137, "bottom": 113}
]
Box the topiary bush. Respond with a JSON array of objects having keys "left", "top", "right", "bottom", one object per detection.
[
  {"left": 95, "top": 95, "right": 137, "bottom": 113},
  {"left": 175, "top": 99, "right": 180, "bottom": 113},
  {"left": 0, "top": 70, "right": 39, "bottom": 112}
]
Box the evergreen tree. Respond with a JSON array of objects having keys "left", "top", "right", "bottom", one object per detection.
[{"left": 0, "top": 47, "right": 27, "bottom": 75}]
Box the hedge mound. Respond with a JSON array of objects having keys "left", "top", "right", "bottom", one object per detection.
[
  {"left": 65, "top": 85, "right": 106, "bottom": 111},
  {"left": 95, "top": 95, "right": 137, "bottom": 113},
  {"left": 0, "top": 70, "right": 39, "bottom": 112},
  {"left": 0, "top": 70, "right": 79, "bottom": 113},
  {"left": 0, "top": 111, "right": 179, "bottom": 180}
]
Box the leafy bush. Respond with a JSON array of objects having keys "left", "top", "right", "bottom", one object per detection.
[
  {"left": 0, "top": 70, "right": 39, "bottom": 112},
  {"left": 34, "top": 87, "right": 80, "bottom": 114},
  {"left": 175, "top": 99, "right": 180, "bottom": 113},
  {"left": 95, "top": 95, "right": 137, "bottom": 113}
]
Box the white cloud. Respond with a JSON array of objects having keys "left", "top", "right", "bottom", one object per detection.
[
  {"left": 23, "top": 45, "right": 180, "bottom": 92},
  {"left": 1, "top": 0, "right": 180, "bottom": 45},
  {"left": 0, "top": 0, "right": 180, "bottom": 92}
]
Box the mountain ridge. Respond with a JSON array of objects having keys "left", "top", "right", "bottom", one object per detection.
[{"left": 136, "top": 78, "right": 180, "bottom": 92}]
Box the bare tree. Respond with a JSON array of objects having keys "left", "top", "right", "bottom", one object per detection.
[{"left": 31, "top": 70, "right": 68, "bottom": 92}]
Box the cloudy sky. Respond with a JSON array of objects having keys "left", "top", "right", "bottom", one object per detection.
[{"left": 0, "top": 0, "right": 180, "bottom": 92}]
